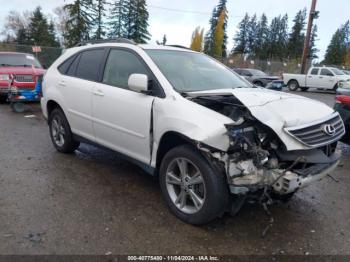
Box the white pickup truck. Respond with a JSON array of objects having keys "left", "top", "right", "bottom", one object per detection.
[{"left": 283, "top": 67, "right": 350, "bottom": 91}]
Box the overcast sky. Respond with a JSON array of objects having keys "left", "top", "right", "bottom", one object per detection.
[{"left": 0, "top": 0, "right": 349, "bottom": 60}]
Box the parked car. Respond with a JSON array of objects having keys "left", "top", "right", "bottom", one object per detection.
[
  {"left": 41, "top": 39, "right": 345, "bottom": 225},
  {"left": 283, "top": 66, "right": 350, "bottom": 92},
  {"left": 335, "top": 81, "right": 350, "bottom": 144},
  {"left": 233, "top": 68, "right": 284, "bottom": 90},
  {"left": 0, "top": 52, "right": 45, "bottom": 102}
]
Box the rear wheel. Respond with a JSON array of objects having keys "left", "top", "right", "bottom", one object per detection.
[
  {"left": 49, "top": 108, "right": 80, "bottom": 153},
  {"left": 159, "top": 145, "right": 229, "bottom": 225},
  {"left": 288, "top": 80, "right": 299, "bottom": 91}
]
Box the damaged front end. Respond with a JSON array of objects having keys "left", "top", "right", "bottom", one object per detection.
[{"left": 190, "top": 93, "right": 342, "bottom": 204}]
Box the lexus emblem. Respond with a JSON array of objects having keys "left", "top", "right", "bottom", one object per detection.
[{"left": 322, "top": 124, "right": 336, "bottom": 136}]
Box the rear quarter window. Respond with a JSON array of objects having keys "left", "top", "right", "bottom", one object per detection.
[
  {"left": 75, "top": 49, "right": 105, "bottom": 81},
  {"left": 58, "top": 55, "right": 77, "bottom": 74}
]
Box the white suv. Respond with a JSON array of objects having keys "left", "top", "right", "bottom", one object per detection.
[{"left": 41, "top": 39, "right": 345, "bottom": 225}]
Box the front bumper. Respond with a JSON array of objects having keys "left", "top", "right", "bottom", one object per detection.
[
  {"left": 229, "top": 157, "right": 340, "bottom": 195},
  {"left": 271, "top": 160, "right": 339, "bottom": 195}
]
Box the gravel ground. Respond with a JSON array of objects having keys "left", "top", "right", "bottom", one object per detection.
[{"left": 0, "top": 89, "right": 349, "bottom": 255}]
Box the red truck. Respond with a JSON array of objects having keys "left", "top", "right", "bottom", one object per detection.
[{"left": 0, "top": 52, "right": 45, "bottom": 102}]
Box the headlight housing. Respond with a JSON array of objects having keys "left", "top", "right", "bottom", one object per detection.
[{"left": 0, "top": 74, "right": 10, "bottom": 81}]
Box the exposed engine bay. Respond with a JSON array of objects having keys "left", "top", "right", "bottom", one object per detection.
[{"left": 189, "top": 94, "right": 341, "bottom": 198}]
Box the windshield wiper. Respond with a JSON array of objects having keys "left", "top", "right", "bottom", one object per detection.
[{"left": 0, "top": 63, "right": 14, "bottom": 67}]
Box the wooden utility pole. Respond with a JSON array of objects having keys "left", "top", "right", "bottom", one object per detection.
[{"left": 301, "top": 0, "right": 318, "bottom": 74}]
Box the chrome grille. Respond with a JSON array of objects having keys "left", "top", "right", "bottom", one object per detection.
[
  {"left": 285, "top": 113, "right": 345, "bottom": 147},
  {"left": 14, "top": 75, "right": 34, "bottom": 82}
]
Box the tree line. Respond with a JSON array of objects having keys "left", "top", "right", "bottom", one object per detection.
[
  {"left": 1, "top": 0, "right": 350, "bottom": 66},
  {"left": 2, "top": 0, "right": 150, "bottom": 48}
]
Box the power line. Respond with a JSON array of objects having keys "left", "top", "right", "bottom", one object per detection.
[{"left": 148, "top": 4, "right": 245, "bottom": 19}]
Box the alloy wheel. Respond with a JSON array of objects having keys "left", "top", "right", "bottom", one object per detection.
[{"left": 165, "top": 157, "right": 206, "bottom": 214}]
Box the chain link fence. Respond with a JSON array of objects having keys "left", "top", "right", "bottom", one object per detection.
[
  {"left": 0, "top": 43, "right": 62, "bottom": 67},
  {"left": 223, "top": 57, "right": 305, "bottom": 76}
]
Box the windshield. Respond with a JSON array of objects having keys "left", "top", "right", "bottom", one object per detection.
[
  {"left": 249, "top": 69, "right": 267, "bottom": 76},
  {"left": 146, "top": 50, "right": 250, "bottom": 92},
  {"left": 0, "top": 53, "right": 42, "bottom": 68},
  {"left": 331, "top": 68, "right": 345, "bottom": 75},
  {"left": 343, "top": 70, "right": 350, "bottom": 75}
]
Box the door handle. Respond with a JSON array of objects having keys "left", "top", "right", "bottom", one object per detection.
[
  {"left": 93, "top": 89, "right": 104, "bottom": 97},
  {"left": 58, "top": 81, "right": 66, "bottom": 87}
]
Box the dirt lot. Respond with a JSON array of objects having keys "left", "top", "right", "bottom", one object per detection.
[{"left": 0, "top": 90, "right": 349, "bottom": 255}]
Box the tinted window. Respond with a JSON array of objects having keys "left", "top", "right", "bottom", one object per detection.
[
  {"left": 58, "top": 55, "right": 76, "bottom": 74},
  {"left": 310, "top": 68, "right": 319, "bottom": 75},
  {"left": 320, "top": 69, "right": 333, "bottom": 76},
  {"left": 66, "top": 53, "right": 81, "bottom": 77},
  {"left": 103, "top": 49, "right": 149, "bottom": 89},
  {"left": 75, "top": 49, "right": 105, "bottom": 81}
]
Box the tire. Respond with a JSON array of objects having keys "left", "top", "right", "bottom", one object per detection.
[
  {"left": 49, "top": 108, "right": 80, "bottom": 153},
  {"left": 254, "top": 81, "right": 264, "bottom": 87},
  {"left": 288, "top": 80, "right": 299, "bottom": 91},
  {"left": 11, "top": 102, "right": 26, "bottom": 113},
  {"left": 300, "top": 87, "right": 309, "bottom": 92},
  {"left": 159, "top": 145, "right": 229, "bottom": 225},
  {"left": 333, "top": 83, "right": 339, "bottom": 92}
]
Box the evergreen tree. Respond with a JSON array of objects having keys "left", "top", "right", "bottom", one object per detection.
[
  {"left": 27, "top": 7, "right": 59, "bottom": 47},
  {"left": 287, "top": 9, "right": 307, "bottom": 60},
  {"left": 324, "top": 21, "right": 350, "bottom": 65},
  {"left": 48, "top": 21, "right": 60, "bottom": 47},
  {"left": 309, "top": 24, "right": 319, "bottom": 60},
  {"left": 190, "top": 27, "right": 204, "bottom": 52},
  {"left": 126, "top": 0, "right": 151, "bottom": 43},
  {"left": 267, "top": 14, "right": 289, "bottom": 61},
  {"left": 232, "top": 13, "right": 250, "bottom": 55},
  {"left": 92, "top": 0, "right": 108, "bottom": 39},
  {"left": 203, "top": 0, "right": 228, "bottom": 58},
  {"left": 108, "top": 0, "right": 128, "bottom": 38},
  {"left": 64, "top": 0, "right": 94, "bottom": 47},
  {"left": 204, "top": 7, "right": 217, "bottom": 55},
  {"left": 246, "top": 14, "right": 258, "bottom": 56},
  {"left": 254, "top": 14, "right": 269, "bottom": 60}
]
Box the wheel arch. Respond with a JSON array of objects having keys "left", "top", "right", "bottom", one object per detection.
[
  {"left": 287, "top": 79, "right": 299, "bottom": 86},
  {"left": 47, "top": 100, "right": 64, "bottom": 120},
  {"left": 155, "top": 131, "right": 195, "bottom": 170}
]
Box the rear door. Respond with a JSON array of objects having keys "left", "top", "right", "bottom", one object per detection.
[
  {"left": 92, "top": 48, "right": 160, "bottom": 164},
  {"left": 306, "top": 68, "right": 319, "bottom": 87},
  {"left": 58, "top": 48, "right": 106, "bottom": 141}
]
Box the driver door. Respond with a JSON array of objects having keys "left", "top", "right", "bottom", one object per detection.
[{"left": 92, "top": 49, "right": 156, "bottom": 164}]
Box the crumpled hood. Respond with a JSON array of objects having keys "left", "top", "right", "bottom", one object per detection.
[
  {"left": 188, "top": 88, "right": 334, "bottom": 127},
  {"left": 188, "top": 88, "right": 335, "bottom": 150}
]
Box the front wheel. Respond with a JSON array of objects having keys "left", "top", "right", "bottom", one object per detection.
[
  {"left": 49, "top": 108, "right": 80, "bottom": 153},
  {"left": 159, "top": 145, "right": 229, "bottom": 225}
]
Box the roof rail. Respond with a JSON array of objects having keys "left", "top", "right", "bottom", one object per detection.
[
  {"left": 75, "top": 38, "right": 136, "bottom": 47},
  {"left": 166, "top": 45, "right": 190, "bottom": 50}
]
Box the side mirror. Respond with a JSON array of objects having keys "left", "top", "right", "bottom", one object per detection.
[
  {"left": 328, "top": 73, "right": 334, "bottom": 77},
  {"left": 128, "top": 74, "right": 148, "bottom": 93}
]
